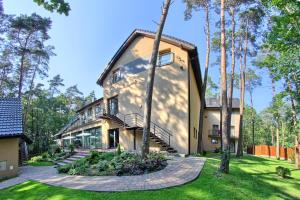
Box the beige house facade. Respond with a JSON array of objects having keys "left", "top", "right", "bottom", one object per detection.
[{"left": 56, "top": 29, "right": 240, "bottom": 155}]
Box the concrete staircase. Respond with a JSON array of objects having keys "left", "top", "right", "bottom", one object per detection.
[{"left": 56, "top": 151, "right": 90, "bottom": 166}]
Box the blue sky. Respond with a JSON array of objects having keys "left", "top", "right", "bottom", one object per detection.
[{"left": 4, "top": 0, "right": 276, "bottom": 112}]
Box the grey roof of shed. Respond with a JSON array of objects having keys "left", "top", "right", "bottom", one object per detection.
[
  {"left": 0, "top": 98, "right": 23, "bottom": 138},
  {"left": 205, "top": 98, "right": 240, "bottom": 109}
]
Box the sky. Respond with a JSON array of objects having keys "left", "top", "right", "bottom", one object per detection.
[{"left": 4, "top": 0, "right": 277, "bottom": 112}]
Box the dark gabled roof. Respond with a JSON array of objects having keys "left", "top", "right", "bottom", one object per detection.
[
  {"left": 96, "top": 29, "right": 202, "bottom": 95},
  {"left": 205, "top": 97, "right": 240, "bottom": 109},
  {"left": 0, "top": 98, "right": 23, "bottom": 138},
  {"left": 76, "top": 98, "right": 103, "bottom": 113}
]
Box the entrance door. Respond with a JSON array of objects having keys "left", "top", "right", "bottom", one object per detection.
[
  {"left": 109, "top": 129, "right": 119, "bottom": 148},
  {"left": 108, "top": 96, "right": 118, "bottom": 116}
]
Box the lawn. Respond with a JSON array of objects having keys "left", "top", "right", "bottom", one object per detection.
[{"left": 0, "top": 154, "right": 299, "bottom": 200}]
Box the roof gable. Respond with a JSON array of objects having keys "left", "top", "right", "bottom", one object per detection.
[
  {"left": 0, "top": 98, "right": 23, "bottom": 138},
  {"left": 96, "top": 29, "right": 202, "bottom": 91}
]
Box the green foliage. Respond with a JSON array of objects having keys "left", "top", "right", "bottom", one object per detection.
[
  {"left": 57, "top": 164, "right": 71, "bottom": 173},
  {"left": 30, "top": 155, "right": 44, "bottom": 163},
  {"left": 33, "top": 0, "right": 71, "bottom": 16},
  {"left": 116, "top": 144, "right": 122, "bottom": 156},
  {"left": 58, "top": 152, "right": 167, "bottom": 176},
  {"left": 68, "top": 144, "right": 74, "bottom": 153},
  {"left": 276, "top": 166, "right": 291, "bottom": 178}
]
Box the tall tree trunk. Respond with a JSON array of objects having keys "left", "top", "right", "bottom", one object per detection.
[
  {"left": 18, "top": 52, "right": 26, "bottom": 98},
  {"left": 227, "top": 7, "right": 236, "bottom": 153},
  {"left": 271, "top": 75, "right": 276, "bottom": 146},
  {"left": 219, "top": 0, "right": 230, "bottom": 173},
  {"left": 197, "top": 4, "right": 210, "bottom": 154},
  {"left": 287, "top": 80, "right": 299, "bottom": 168},
  {"left": 276, "top": 122, "right": 280, "bottom": 159},
  {"left": 141, "top": 0, "right": 171, "bottom": 158},
  {"left": 236, "top": 40, "right": 244, "bottom": 157},
  {"left": 249, "top": 82, "right": 255, "bottom": 154}
]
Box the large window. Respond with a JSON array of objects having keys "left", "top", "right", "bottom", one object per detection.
[
  {"left": 159, "top": 52, "right": 173, "bottom": 66},
  {"left": 108, "top": 96, "right": 118, "bottom": 116},
  {"left": 111, "top": 68, "right": 123, "bottom": 84}
]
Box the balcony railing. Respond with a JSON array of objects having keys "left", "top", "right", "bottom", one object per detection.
[{"left": 208, "top": 130, "right": 221, "bottom": 138}]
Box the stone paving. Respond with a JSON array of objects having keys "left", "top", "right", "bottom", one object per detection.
[{"left": 0, "top": 156, "right": 205, "bottom": 192}]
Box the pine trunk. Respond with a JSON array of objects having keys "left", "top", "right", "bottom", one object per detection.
[
  {"left": 197, "top": 5, "right": 210, "bottom": 154},
  {"left": 141, "top": 0, "right": 171, "bottom": 158},
  {"left": 219, "top": 0, "right": 230, "bottom": 173},
  {"left": 276, "top": 124, "right": 280, "bottom": 159},
  {"left": 227, "top": 8, "right": 235, "bottom": 151},
  {"left": 236, "top": 40, "right": 244, "bottom": 157}
]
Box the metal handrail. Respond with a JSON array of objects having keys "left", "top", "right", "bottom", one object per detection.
[{"left": 95, "top": 106, "right": 173, "bottom": 146}]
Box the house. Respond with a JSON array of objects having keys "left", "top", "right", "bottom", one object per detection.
[
  {"left": 56, "top": 29, "right": 240, "bottom": 155},
  {"left": 0, "top": 98, "right": 31, "bottom": 178}
]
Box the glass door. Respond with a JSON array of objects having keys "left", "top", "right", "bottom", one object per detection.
[{"left": 109, "top": 129, "right": 119, "bottom": 148}]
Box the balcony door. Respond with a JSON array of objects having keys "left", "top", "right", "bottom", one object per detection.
[{"left": 108, "top": 96, "right": 118, "bottom": 115}]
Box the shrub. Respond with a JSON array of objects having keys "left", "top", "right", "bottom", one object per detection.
[
  {"left": 30, "top": 155, "right": 43, "bottom": 162},
  {"left": 116, "top": 144, "right": 122, "bottom": 156},
  {"left": 41, "top": 152, "right": 50, "bottom": 160},
  {"left": 58, "top": 164, "right": 71, "bottom": 173},
  {"left": 214, "top": 148, "right": 220, "bottom": 153},
  {"left": 276, "top": 166, "right": 291, "bottom": 178},
  {"left": 87, "top": 151, "right": 101, "bottom": 164},
  {"left": 68, "top": 144, "right": 75, "bottom": 153}
]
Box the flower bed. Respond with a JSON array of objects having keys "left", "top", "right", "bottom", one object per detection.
[{"left": 57, "top": 151, "right": 168, "bottom": 176}]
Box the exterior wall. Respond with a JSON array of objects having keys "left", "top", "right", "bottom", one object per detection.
[
  {"left": 202, "top": 109, "right": 240, "bottom": 152},
  {"left": 0, "top": 138, "right": 19, "bottom": 178},
  {"left": 102, "top": 36, "right": 190, "bottom": 154},
  {"left": 188, "top": 62, "right": 201, "bottom": 154}
]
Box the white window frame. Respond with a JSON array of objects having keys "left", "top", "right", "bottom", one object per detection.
[{"left": 158, "top": 52, "right": 174, "bottom": 66}]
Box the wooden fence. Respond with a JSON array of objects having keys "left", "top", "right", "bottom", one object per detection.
[{"left": 247, "top": 145, "right": 299, "bottom": 162}]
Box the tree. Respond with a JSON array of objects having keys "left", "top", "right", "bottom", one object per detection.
[
  {"left": 219, "top": 0, "right": 230, "bottom": 173},
  {"left": 33, "top": 0, "right": 70, "bottom": 16},
  {"left": 49, "top": 74, "right": 64, "bottom": 97},
  {"left": 245, "top": 68, "right": 262, "bottom": 152},
  {"left": 142, "top": 0, "right": 171, "bottom": 158},
  {"left": 6, "top": 13, "right": 52, "bottom": 98},
  {"left": 65, "top": 85, "right": 84, "bottom": 110},
  {"left": 184, "top": 0, "right": 211, "bottom": 154},
  {"left": 236, "top": 5, "right": 265, "bottom": 156}
]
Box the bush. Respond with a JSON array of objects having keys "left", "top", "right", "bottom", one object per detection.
[
  {"left": 68, "top": 144, "right": 75, "bottom": 153},
  {"left": 58, "top": 164, "right": 71, "bottom": 173},
  {"left": 276, "top": 166, "right": 291, "bottom": 178},
  {"left": 116, "top": 144, "right": 122, "bottom": 156},
  {"left": 214, "top": 148, "right": 220, "bottom": 153},
  {"left": 41, "top": 152, "right": 50, "bottom": 160},
  {"left": 57, "top": 151, "right": 167, "bottom": 176},
  {"left": 30, "top": 155, "right": 44, "bottom": 162}
]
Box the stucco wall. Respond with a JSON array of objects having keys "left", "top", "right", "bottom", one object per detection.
[
  {"left": 0, "top": 138, "right": 19, "bottom": 178},
  {"left": 189, "top": 62, "right": 201, "bottom": 154},
  {"left": 202, "top": 109, "right": 240, "bottom": 152},
  {"left": 102, "top": 36, "right": 190, "bottom": 154}
]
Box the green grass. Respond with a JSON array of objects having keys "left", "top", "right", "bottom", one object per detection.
[
  {"left": 26, "top": 161, "right": 54, "bottom": 167},
  {"left": 0, "top": 154, "right": 299, "bottom": 200}
]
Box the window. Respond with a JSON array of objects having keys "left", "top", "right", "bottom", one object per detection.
[
  {"left": 0, "top": 161, "right": 7, "bottom": 171},
  {"left": 211, "top": 138, "right": 218, "bottom": 144},
  {"left": 193, "top": 127, "right": 197, "bottom": 139},
  {"left": 111, "top": 68, "right": 123, "bottom": 83},
  {"left": 159, "top": 52, "right": 173, "bottom": 66},
  {"left": 108, "top": 96, "right": 118, "bottom": 115},
  {"left": 212, "top": 124, "right": 219, "bottom": 135},
  {"left": 95, "top": 104, "right": 102, "bottom": 115},
  {"left": 87, "top": 108, "right": 92, "bottom": 116}
]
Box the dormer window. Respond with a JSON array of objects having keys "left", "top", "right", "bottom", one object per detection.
[
  {"left": 111, "top": 68, "right": 123, "bottom": 84},
  {"left": 159, "top": 51, "right": 173, "bottom": 66}
]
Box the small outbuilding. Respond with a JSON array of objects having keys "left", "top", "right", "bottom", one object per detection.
[{"left": 0, "top": 98, "right": 31, "bottom": 179}]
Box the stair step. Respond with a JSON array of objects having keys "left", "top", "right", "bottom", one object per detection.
[
  {"left": 63, "top": 160, "right": 74, "bottom": 164},
  {"left": 66, "top": 157, "right": 79, "bottom": 161},
  {"left": 56, "top": 162, "right": 67, "bottom": 166}
]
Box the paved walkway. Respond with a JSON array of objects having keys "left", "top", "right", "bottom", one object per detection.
[{"left": 0, "top": 156, "right": 205, "bottom": 192}]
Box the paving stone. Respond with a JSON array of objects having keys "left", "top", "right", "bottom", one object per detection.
[{"left": 0, "top": 157, "right": 205, "bottom": 191}]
